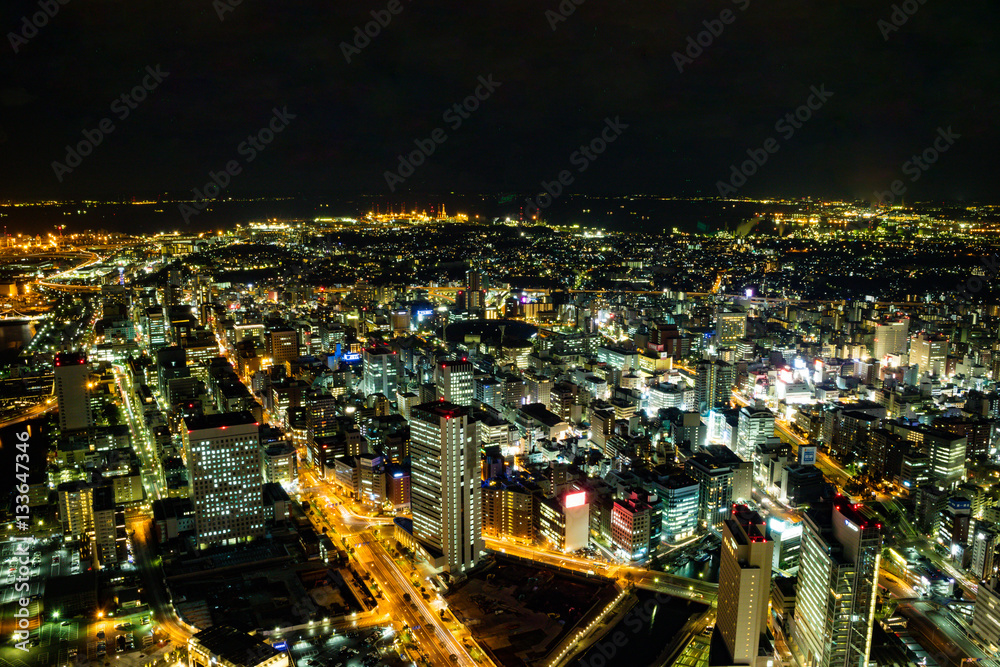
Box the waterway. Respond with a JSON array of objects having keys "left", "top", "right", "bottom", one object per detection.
[{"left": 572, "top": 590, "right": 708, "bottom": 667}]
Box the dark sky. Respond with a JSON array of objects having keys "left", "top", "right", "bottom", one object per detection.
[{"left": 0, "top": 0, "right": 997, "bottom": 202}]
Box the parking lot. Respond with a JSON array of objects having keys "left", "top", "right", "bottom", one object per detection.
[{"left": 0, "top": 538, "right": 80, "bottom": 605}]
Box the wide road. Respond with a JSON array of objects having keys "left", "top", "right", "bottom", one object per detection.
[
  {"left": 131, "top": 519, "right": 195, "bottom": 645},
  {"left": 482, "top": 538, "right": 717, "bottom": 603},
  {"left": 0, "top": 399, "right": 55, "bottom": 429},
  {"left": 304, "top": 465, "right": 484, "bottom": 667}
]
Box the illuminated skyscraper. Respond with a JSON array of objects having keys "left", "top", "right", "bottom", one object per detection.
[
  {"left": 362, "top": 344, "right": 399, "bottom": 398},
  {"left": 409, "top": 401, "right": 482, "bottom": 572},
  {"left": 910, "top": 331, "right": 948, "bottom": 376},
  {"left": 436, "top": 359, "right": 474, "bottom": 406},
  {"left": 794, "top": 499, "right": 881, "bottom": 667},
  {"left": 183, "top": 412, "right": 266, "bottom": 549},
  {"left": 55, "top": 352, "right": 93, "bottom": 432},
  {"left": 873, "top": 318, "right": 908, "bottom": 360},
  {"left": 715, "top": 505, "right": 773, "bottom": 666}
]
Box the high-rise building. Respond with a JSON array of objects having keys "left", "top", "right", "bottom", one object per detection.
[
  {"left": 873, "top": 318, "right": 908, "bottom": 359},
  {"left": 610, "top": 489, "right": 662, "bottom": 562},
  {"left": 55, "top": 352, "right": 93, "bottom": 432},
  {"left": 910, "top": 332, "right": 948, "bottom": 376},
  {"left": 409, "top": 401, "right": 483, "bottom": 572},
  {"left": 794, "top": 499, "right": 882, "bottom": 667},
  {"left": 696, "top": 359, "right": 735, "bottom": 415},
  {"left": 436, "top": 359, "right": 474, "bottom": 406},
  {"left": 537, "top": 489, "right": 589, "bottom": 553},
  {"left": 659, "top": 473, "right": 700, "bottom": 543},
  {"left": 970, "top": 523, "right": 1000, "bottom": 582},
  {"left": 973, "top": 576, "right": 1000, "bottom": 653},
  {"left": 715, "top": 505, "right": 773, "bottom": 666},
  {"left": 735, "top": 406, "right": 775, "bottom": 463},
  {"left": 465, "top": 270, "right": 486, "bottom": 312},
  {"left": 57, "top": 481, "right": 94, "bottom": 540},
  {"left": 716, "top": 308, "right": 748, "bottom": 344},
  {"left": 265, "top": 327, "right": 299, "bottom": 367},
  {"left": 686, "top": 446, "right": 743, "bottom": 529},
  {"left": 362, "top": 344, "right": 399, "bottom": 398},
  {"left": 92, "top": 485, "right": 127, "bottom": 569},
  {"left": 481, "top": 477, "right": 535, "bottom": 542},
  {"left": 183, "top": 412, "right": 266, "bottom": 549}
]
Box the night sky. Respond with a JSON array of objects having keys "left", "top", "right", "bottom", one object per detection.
[{"left": 1, "top": 0, "right": 997, "bottom": 202}]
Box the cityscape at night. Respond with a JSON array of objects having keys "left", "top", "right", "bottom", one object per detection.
[{"left": 2, "top": 2, "right": 1000, "bottom": 667}]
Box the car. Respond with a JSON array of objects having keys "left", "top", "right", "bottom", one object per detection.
[
  {"left": 97, "top": 630, "right": 106, "bottom": 639},
  {"left": 61, "top": 621, "right": 70, "bottom": 626},
  {"left": 116, "top": 622, "right": 132, "bottom": 630}
]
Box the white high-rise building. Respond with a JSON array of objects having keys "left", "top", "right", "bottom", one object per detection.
[
  {"left": 362, "top": 344, "right": 399, "bottom": 398},
  {"left": 735, "top": 406, "right": 775, "bottom": 463},
  {"left": 909, "top": 332, "right": 948, "bottom": 376},
  {"left": 794, "top": 499, "right": 882, "bottom": 667},
  {"left": 55, "top": 352, "right": 93, "bottom": 432},
  {"left": 409, "top": 401, "right": 482, "bottom": 572},
  {"left": 873, "top": 318, "right": 909, "bottom": 360},
  {"left": 436, "top": 359, "right": 474, "bottom": 406},
  {"left": 715, "top": 505, "right": 773, "bottom": 666},
  {"left": 183, "top": 412, "right": 266, "bottom": 549}
]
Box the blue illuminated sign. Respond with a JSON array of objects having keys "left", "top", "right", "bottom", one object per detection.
[{"left": 342, "top": 352, "right": 362, "bottom": 363}]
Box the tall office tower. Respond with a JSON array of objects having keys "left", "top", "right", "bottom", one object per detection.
[
  {"left": 873, "top": 318, "right": 909, "bottom": 359},
  {"left": 926, "top": 430, "right": 967, "bottom": 491},
  {"left": 362, "top": 344, "right": 399, "bottom": 398},
  {"left": 409, "top": 401, "right": 483, "bottom": 572},
  {"left": 144, "top": 306, "right": 167, "bottom": 349},
  {"left": 465, "top": 270, "right": 486, "bottom": 312},
  {"left": 910, "top": 332, "right": 948, "bottom": 376},
  {"left": 156, "top": 345, "right": 189, "bottom": 398},
  {"left": 92, "top": 485, "right": 127, "bottom": 569},
  {"left": 973, "top": 576, "right": 1000, "bottom": 653},
  {"left": 794, "top": 499, "right": 882, "bottom": 667},
  {"left": 715, "top": 505, "right": 773, "bottom": 667},
  {"left": 735, "top": 406, "right": 775, "bottom": 463},
  {"left": 970, "top": 523, "right": 1000, "bottom": 582},
  {"left": 183, "top": 412, "right": 266, "bottom": 549},
  {"left": 436, "top": 359, "right": 474, "bottom": 406},
  {"left": 716, "top": 308, "right": 748, "bottom": 344},
  {"left": 265, "top": 327, "right": 299, "bottom": 367},
  {"left": 696, "top": 360, "right": 735, "bottom": 415},
  {"left": 685, "top": 447, "right": 743, "bottom": 529},
  {"left": 55, "top": 352, "right": 93, "bottom": 432}
]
